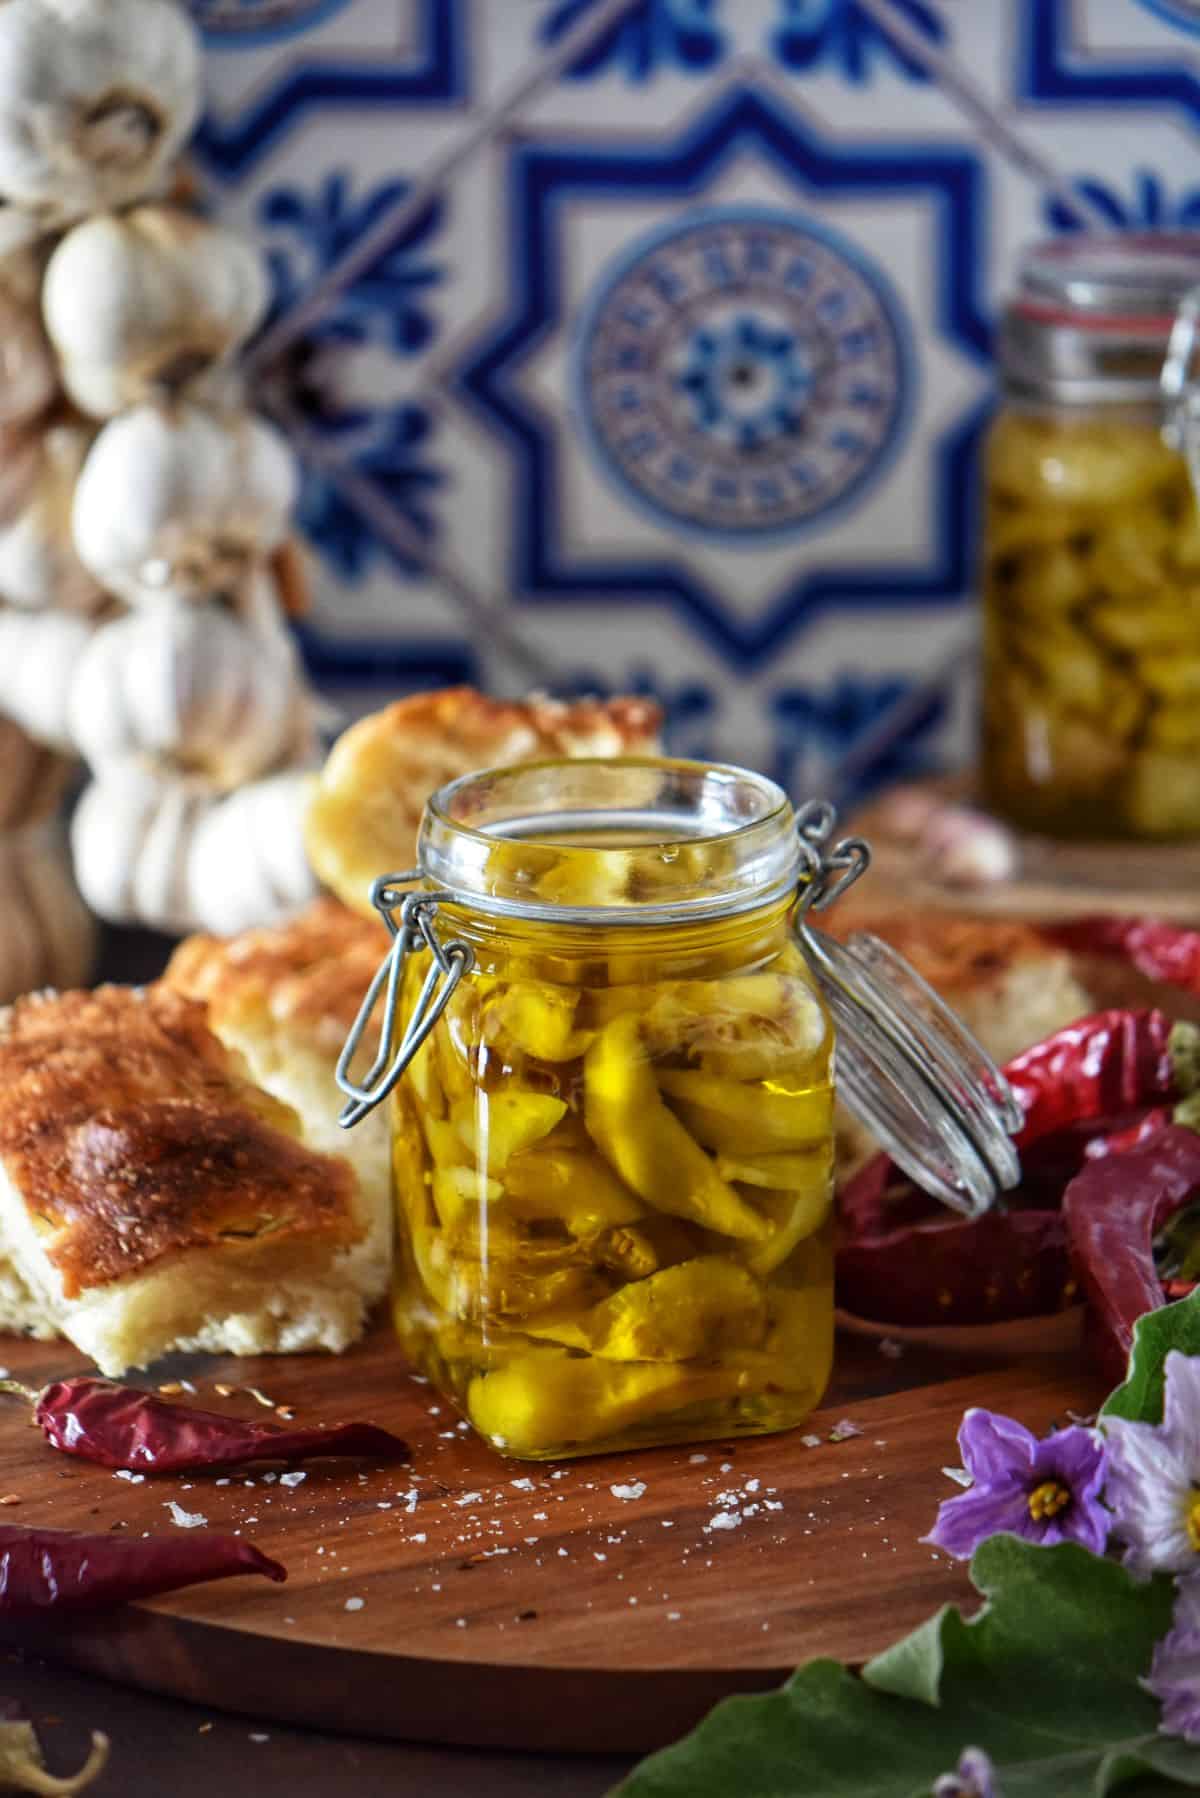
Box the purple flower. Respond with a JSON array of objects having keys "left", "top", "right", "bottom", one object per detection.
[
  {"left": 933, "top": 1746, "right": 1002, "bottom": 1797},
  {"left": 1105, "top": 1351, "right": 1200, "bottom": 1576},
  {"left": 925, "top": 1408, "right": 1108, "bottom": 1561},
  {"left": 1146, "top": 1575, "right": 1200, "bottom": 1743}
]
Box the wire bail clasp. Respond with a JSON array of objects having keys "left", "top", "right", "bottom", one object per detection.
[
  {"left": 1162, "top": 282, "right": 1200, "bottom": 502},
  {"left": 336, "top": 871, "right": 475, "bottom": 1129},
  {"left": 792, "top": 799, "right": 871, "bottom": 919}
]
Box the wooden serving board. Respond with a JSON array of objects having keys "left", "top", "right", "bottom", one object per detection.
[{"left": 0, "top": 1327, "right": 1104, "bottom": 1753}]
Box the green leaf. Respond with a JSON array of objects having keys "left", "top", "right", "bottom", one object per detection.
[
  {"left": 611, "top": 1538, "right": 1195, "bottom": 1798},
  {"left": 1102, "top": 1289, "right": 1200, "bottom": 1425}
]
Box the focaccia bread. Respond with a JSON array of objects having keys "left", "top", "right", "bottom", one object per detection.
[
  {"left": 0, "top": 984, "right": 368, "bottom": 1374},
  {"left": 165, "top": 897, "right": 392, "bottom": 1298},
  {"left": 306, "top": 686, "right": 662, "bottom": 917}
]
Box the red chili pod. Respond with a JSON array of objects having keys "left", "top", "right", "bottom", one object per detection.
[
  {"left": 836, "top": 1009, "right": 1187, "bottom": 1329},
  {"left": 1063, "top": 1124, "right": 1200, "bottom": 1387},
  {"left": 0, "top": 1523, "right": 285, "bottom": 1614},
  {"left": 21, "top": 1378, "right": 410, "bottom": 1475}
]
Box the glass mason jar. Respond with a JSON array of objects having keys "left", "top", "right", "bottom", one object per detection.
[
  {"left": 338, "top": 758, "right": 1020, "bottom": 1460},
  {"left": 982, "top": 234, "right": 1200, "bottom": 840}
]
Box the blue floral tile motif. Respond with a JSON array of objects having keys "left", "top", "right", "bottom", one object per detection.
[
  {"left": 1020, "top": 0, "right": 1200, "bottom": 126},
  {"left": 574, "top": 207, "right": 911, "bottom": 541},
  {"left": 1135, "top": 0, "right": 1200, "bottom": 37},
  {"left": 769, "top": 0, "right": 944, "bottom": 82},
  {"left": 771, "top": 674, "right": 947, "bottom": 805},
  {"left": 191, "top": 0, "right": 465, "bottom": 181},
  {"left": 295, "top": 623, "right": 477, "bottom": 704},
  {"left": 540, "top": 0, "right": 726, "bottom": 81},
  {"left": 455, "top": 85, "right": 990, "bottom": 670},
  {"left": 260, "top": 172, "right": 443, "bottom": 364},
  {"left": 256, "top": 171, "right": 446, "bottom": 584},
  {"left": 1044, "top": 170, "right": 1200, "bottom": 234}
]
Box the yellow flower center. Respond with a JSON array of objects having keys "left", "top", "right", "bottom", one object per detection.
[
  {"left": 1027, "top": 1479, "right": 1071, "bottom": 1523},
  {"left": 1186, "top": 1492, "right": 1200, "bottom": 1553}
]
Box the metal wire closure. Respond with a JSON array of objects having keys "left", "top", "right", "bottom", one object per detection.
[
  {"left": 1163, "top": 282, "right": 1200, "bottom": 502},
  {"left": 335, "top": 871, "right": 475, "bottom": 1129}
]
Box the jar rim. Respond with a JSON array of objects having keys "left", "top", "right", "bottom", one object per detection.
[{"left": 418, "top": 755, "right": 802, "bottom": 924}]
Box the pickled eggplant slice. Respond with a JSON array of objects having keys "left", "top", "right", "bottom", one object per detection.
[
  {"left": 584, "top": 1014, "right": 769, "bottom": 1241},
  {"left": 641, "top": 974, "right": 827, "bottom": 1080},
  {"left": 580, "top": 1256, "right": 767, "bottom": 1362},
  {"left": 656, "top": 1067, "right": 833, "bottom": 1153},
  {"left": 450, "top": 1091, "right": 567, "bottom": 1172}
]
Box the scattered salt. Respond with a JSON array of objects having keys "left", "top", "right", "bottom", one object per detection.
[
  {"left": 249, "top": 1733, "right": 269, "bottom": 1744},
  {"left": 942, "top": 1466, "right": 973, "bottom": 1489},
  {"left": 594, "top": 1552, "right": 607, "bottom": 1562},
  {"left": 510, "top": 1477, "right": 535, "bottom": 1492},
  {"left": 667, "top": 1611, "right": 682, "bottom": 1622},
  {"left": 456, "top": 1491, "right": 483, "bottom": 1507},
  {"left": 705, "top": 1512, "right": 741, "bottom": 1533},
  {"left": 801, "top": 1434, "right": 822, "bottom": 1449},
  {"left": 829, "top": 1419, "right": 863, "bottom": 1442},
  {"left": 165, "top": 1502, "right": 207, "bottom": 1529},
  {"left": 610, "top": 1481, "right": 646, "bottom": 1502},
  {"left": 344, "top": 1597, "right": 365, "bottom": 1612},
  {"left": 687, "top": 1453, "right": 707, "bottom": 1465},
  {"left": 279, "top": 1472, "right": 306, "bottom": 1489},
  {"left": 878, "top": 1338, "right": 904, "bottom": 1360},
  {"left": 114, "top": 1470, "right": 144, "bottom": 1484}
]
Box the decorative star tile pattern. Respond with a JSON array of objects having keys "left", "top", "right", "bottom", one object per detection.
[{"left": 192, "top": 0, "right": 1200, "bottom": 800}]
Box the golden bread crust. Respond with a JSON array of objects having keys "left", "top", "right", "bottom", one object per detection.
[
  {"left": 306, "top": 686, "right": 663, "bottom": 916},
  {"left": 165, "top": 897, "right": 387, "bottom": 1052},
  {"left": 0, "top": 985, "right": 358, "bottom": 1299}
]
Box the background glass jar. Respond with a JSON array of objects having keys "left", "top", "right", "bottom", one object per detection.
[
  {"left": 338, "top": 757, "right": 1020, "bottom": 1461},
  {"left": 981, "top": 235, "right": 1200, "bottom": 840}
]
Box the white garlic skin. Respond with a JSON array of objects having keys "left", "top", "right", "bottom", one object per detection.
[
  {"left": 0, "top": 0, "right": 201, "bottom": 224},
  {"left": 0, "top": 422, "right": 105, "bottom": 613},
  {"left": 68, "top": 588, "right": 316, "bottom": 789},
  {"left": 72, "top": 759, "right": 319, "bottom": 934},
  {"left": 71, "top": 403, "right": 299, "bottom": 606},
  {"left": 43, "top": 206, "right": 270, "bottom": 418},
  {"left": 0, "top": 605, "right": 96, "bottom": 749}
]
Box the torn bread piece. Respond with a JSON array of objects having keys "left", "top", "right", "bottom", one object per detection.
[
  {"left": 0, "top": 984, "right": 366, "bottom": 1374},
  {"left": 165, "top": 897, "right": 392, "bottom": 1302},
  {"left": 306, "top": 686, "right": 663, "bottom": 917}
]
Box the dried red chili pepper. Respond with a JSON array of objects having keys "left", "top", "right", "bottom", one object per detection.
[
  {"left": 1046, "top": 917, "right": 1200, "bottom": 996},
  {"left": 837, "top": 1009, "right": 1195, "bottom": 1328},
  {"left": 0, "top": 1522, "right": 285, "bottom": 1613},
  {"left": 0, "top": 1377, "right": 408, "bottom": 1475},
  {"left": 1062, "top": 1124, "right": 1200, "bottom": 1386}
]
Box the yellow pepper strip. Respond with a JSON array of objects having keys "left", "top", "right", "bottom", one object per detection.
[
  {"left": 423, "top": 1117, "right": 462, "bottom": 1167},
  {"left": 483, "top": 981, "right": 594, "bottom": 1062},
  {"left": 736, "top": 1177, "right": 832, "bottom": 1278},
  {"left": 714, "top": 1147, "right": 831, "bottom": 1188},
  {"left": 412, "top": 1221, "right": 598, "bottom": 1323},
  {"left": 451, "top": 1091, "right": 567, "bottom": 1173},
  {"left": 595, "top": 1223, "right": 660, "bottom": 1279},
  {"left": 581, "top": 1256, "right": 767, "bottom": 1361},
  {"left": 503, "top": 1145, "right": 644, "bottom": 1233},
  {"left": 430, "top": 1165, "right": 504, "bottom": 1230},
  {"left": 657, "top": 1067, "right": 833, "bottom": 1153},
  {"left": 584, "top": 1013, "right": 769, "bottom": 1241},
  {"left": 467, "top": 1351, "right": 752, "bottom": 1456},
  {"left": 406, "top": 1035, "right": 444, "bottom": 1119}
]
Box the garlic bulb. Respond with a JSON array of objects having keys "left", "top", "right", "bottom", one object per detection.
[
  {"left": 72, "top": 403, "right": 299, "bottom": 606},
  {"left": 44, "top": 206, "right": 270, "bottom": 418},
  {"left": 0, "top": 422, "right": 105, "bottom": 613},
  {"left": 72, "top": 759, "right": 319, "bottom": 934},
  {"left": 68, "top": 589, "right": 316, "bottom": 789},
  {"left": 0, "top": 818, "right": 95, "bottom": 1002},
  {"left": 0, "top": 0, "right": 201, "bottom": 225},
  {"left": 0, "top": 606, "right": 96, "bottom": 748}
]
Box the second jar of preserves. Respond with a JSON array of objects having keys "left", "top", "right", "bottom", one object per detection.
[
  {"left": 338, "top": 757, "right": 1020, "bottom": 1460},
  {"left": 982, "top": 234, "right": 1200, "bottom": 840}
]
